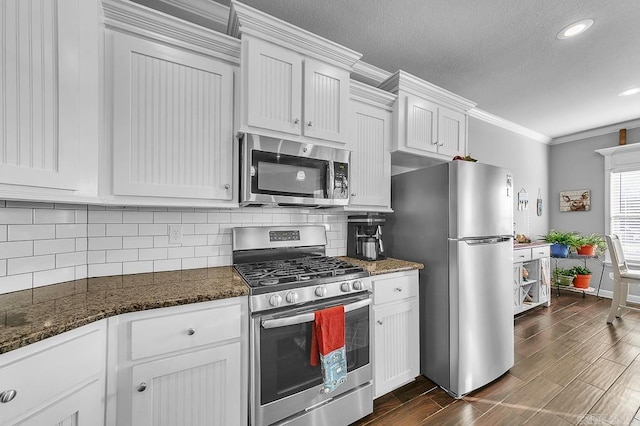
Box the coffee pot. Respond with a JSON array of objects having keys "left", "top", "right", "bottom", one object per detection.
[{"left": 347, "top": 214, "right": 386, "bottom": 261}]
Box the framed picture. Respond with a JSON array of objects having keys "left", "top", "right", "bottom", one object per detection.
[{"left": 560, "top": 190, "right": 590, "bottom": 212}]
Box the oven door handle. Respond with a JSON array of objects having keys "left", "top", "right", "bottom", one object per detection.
[{"left": 261, "top": 298, "right": 371, "bottom": 329}]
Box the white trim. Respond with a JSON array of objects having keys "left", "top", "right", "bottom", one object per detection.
[
  {"left": 156, "top": 0, "right": 229, "bottom": 28},
  {"left": 552, "top": 118, "right": 640, "bottom": 145},
  {"left": 352, "top": 61, "right": 392, "bottom": 84},
  {"left": 350, "top": 80, "right": 396, "bottom": 111},
  {"left": 468, "top": 108, "right": 552, "bottom": 144}
]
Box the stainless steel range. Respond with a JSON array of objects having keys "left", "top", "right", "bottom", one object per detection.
[{"left": 232, "top": 225, "right": 373, "bottom": 426}]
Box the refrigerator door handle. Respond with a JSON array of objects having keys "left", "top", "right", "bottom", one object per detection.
[{"left": 463, "top": 237, "right": 512, "bottom": 245}]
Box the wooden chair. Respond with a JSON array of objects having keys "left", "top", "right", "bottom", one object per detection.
[{"left": 605, "top": 234, "right": 640, "bottom": 323}]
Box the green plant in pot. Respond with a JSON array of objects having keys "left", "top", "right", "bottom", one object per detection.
[
  {"left": 574, "top": 233, "right": 606, "bottom": 256},
  {"left": 570, "top": 265, "right": 592, "bottom": 289},
  {"left": 553, "top": 267, "right": 575, "bottom": 286},
  {"left": 541, "top": 230, "right": 580, "bottom": 258}
]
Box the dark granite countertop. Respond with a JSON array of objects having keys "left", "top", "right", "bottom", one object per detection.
[
  {"left": 0, "top": 267, "right": 248, "bottom": 354},
  {"left": 339, "top": 257, "right": 424, "bottom": 275}
]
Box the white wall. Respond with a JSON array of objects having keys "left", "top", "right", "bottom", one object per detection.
[
  {"left": 468, "top": 117, "right": 550, "bottom": 239},
  {"left": 0, "top": 202, "right": 348, "bottom": 295}
]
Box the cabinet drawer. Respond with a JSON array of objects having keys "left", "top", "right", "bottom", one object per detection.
[
  {"left": 373, "top": 273, "right": 418, "bottom": 305},
  {"left": 0, "top": 322, "right": 105, "bottom": 424},
  {"left": 513, "top": 249, "right": 532, "bottom": 263},
  {"left": 130, "top": 304, "right": 241, "bottom": 360},
  {"left": 531, "top": 245, "right": 550, "bottom": 260}
]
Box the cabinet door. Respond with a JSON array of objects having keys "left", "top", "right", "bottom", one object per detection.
[
  {"left": 513, "top": 263, "right": 523, "bottom": 312},
  {"left": 437, "top": 106, "right": 466, "bottom": 157},
  {"left": 131, "top": 343, "right": 242, "bottom": 426},
  {"left": 246, "top": 38, "right": 302, "bottom": 136},
  {"left": 0, "top": 0, "right": 97, "bottom": 192},
  {"left": 539, "top": 257, "right": 551, "bottom": 306},
  {"left": 404, "top": 95, "right": 438, "bottom": 153},
  {"left": 303, "top": 58, "right": 350, "bottom": 143},
  {"left": 17, "top": 379, "right": 104, "bottom": 426},
  {"left": 373, "top": 298, "right": 419, "bottom": 398},
  {"left": 111, "top": 32, "right": 234, "bottom": 200},
  {"left": 348, "top": 101, "right": 391, "bottom": 208}
]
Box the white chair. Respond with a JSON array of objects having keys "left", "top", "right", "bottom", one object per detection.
[{"left": 605, "top": 234, "right": 640, "bottom": 323}]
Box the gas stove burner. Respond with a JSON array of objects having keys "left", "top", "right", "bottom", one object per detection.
[
  {"left": 259, "top": 279, "right": 279, "bottom": 286},
  {"left": 299, "top": 276, "right": 311, "bottom": 281},
  {"left": 335, "top": 270, "right": 346, "bottom": 275}
]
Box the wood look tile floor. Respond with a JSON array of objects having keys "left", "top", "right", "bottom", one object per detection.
[{"left": 351, "top": 292, "right": 640, "bottom": 425}]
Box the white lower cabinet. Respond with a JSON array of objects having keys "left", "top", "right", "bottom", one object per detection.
[
  {"left": 0, "top": 321, "right": 107, "bottom": 426},
  {"left": 371, "top": 270, "right": 420, "bottom": 398},
  {"left": 513, "top": 245, "right": 551, "bottom": 315},
  {"left": 109, "top": 297, "right": 248, "bottom": 426}
]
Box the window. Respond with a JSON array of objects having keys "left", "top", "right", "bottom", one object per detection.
[{"left": 610, "top": 169, "right": 640, "bottom": 262}]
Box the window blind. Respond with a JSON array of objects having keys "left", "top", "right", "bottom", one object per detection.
[{"left": 611, "top": 169, "right": 640, "bottom": 262}]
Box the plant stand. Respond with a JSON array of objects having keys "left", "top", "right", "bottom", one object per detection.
[{"left": 551, "top": 253, "right": 605, "bottom": 299}]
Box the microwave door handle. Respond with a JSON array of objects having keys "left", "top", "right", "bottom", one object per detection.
[
  {"left": 327, "top": 162, "right": 334, "bottom": 199},
  {"left": 261, "top": 298, "right": 371, "bottom": 329}
]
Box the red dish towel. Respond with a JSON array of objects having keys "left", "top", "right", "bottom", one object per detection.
[{"left": 310, "top": 305, "right": 345, "bottom": 366}]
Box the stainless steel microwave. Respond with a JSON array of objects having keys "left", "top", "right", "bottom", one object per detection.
[{"left": 239, "top": 134, "right": 350, "bottom": 207}]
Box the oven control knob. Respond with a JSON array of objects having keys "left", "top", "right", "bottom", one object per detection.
[
  {"left": 269, "top": 294, "right": 283, "bottom": 307},
  {"left": 285, "top": 291, "right": 299, "bottom": 304},
  {"left": 315, "top": 286, "right": 327, "bottom": 297},
  {"left": 352, "top": 280, "right": 364, "bottom": 291},
  {"left": 341, "top": 282, "right": 352, "bottom": 292}
]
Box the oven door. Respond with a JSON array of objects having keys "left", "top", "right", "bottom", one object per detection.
[{"left": 251, "top": 294, "right": 372, "bottom": 426}]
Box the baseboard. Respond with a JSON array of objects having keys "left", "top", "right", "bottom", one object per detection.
[{"left": 591, "top": 289, "right": 640, "bottom": 304}]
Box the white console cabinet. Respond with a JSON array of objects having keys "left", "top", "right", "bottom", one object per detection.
[
  {"left": 513, "top": 245, "right": 551, "bottom": 315},
  {"left": 371, "top": 269, "right": 420, "bottom": 398}
]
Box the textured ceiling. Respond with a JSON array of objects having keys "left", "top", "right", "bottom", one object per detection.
[{"left": 143, "top": 0, "right": 640, "bottom": 140}]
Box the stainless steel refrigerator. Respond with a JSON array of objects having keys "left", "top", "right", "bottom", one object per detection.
[{"left": 385, "top": 161, "right": 514, "bottom": 398}]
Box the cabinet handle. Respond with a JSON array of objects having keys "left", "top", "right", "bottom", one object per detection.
[
  {"left": 294, "top": 118, "right": 300, "bottom": 124},
  {"left": 438, "top": 143, "right": 444, "bottom": 147},
  {"left": 307, "top": 121, "right": 313, "bottom": 127},
  {"left": 394, "top": 287, "right": 403, "bottom": 292},
  {"left": 137, "top": 382, "right": 147, "bottom": 393},
  {"left": 224, "top": 184, "right": 230, "bottom": 190},
  {"left": 187, "top": 328, "right": 196, "bottom": 336},
  {"left": 351, "top": 193, "right": 356, "bottom": 197},
  {"left": 0, "top": 389, "right": 17, "bottom": 403},
  {"left": 519, "top": 255, "right": 525, "bottom": 258},
  {"left": 377, "top": 320, "right": 383, "bottom": 325}
]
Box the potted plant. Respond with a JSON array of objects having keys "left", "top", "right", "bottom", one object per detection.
[
  {"left": 574, "top": 233, "right": 606, "bottom": 256},
  {"left": 553, "top": 267, "right": 575, "bottom": 286},
  {"left": 541, "top": 230, "right": 579, "bottom": 258},
  {"left": 570, "top": 265, "right": 592, "bottom": 288}
]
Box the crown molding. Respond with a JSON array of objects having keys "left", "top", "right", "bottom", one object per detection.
[
  {"left": 352, "top": 61, "right": 391, "bottom": 85},
  {"left": 227, "top": 0, "right": 362, "bottom": 70},
  {"left": 551, "top": 118, "right": 640, "bottom": 145},
  {"left": 378, "top": 70, "right": 476, "bottom": 112},
  {"left": 102, "top": 0, "right": 241, "bottom": 64},
  {"left": 468, "top": 108, "right": 552, "bottom": 144},
  {"left": 156, "top": 0, "right": 229, "bottom": 28},
  {"left": 350, "top": 80, "right": 396, "bottom": 111}
]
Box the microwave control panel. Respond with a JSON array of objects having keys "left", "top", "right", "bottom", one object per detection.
[{"left": 333, "top": 162, "right": 349, "bottom": 199}]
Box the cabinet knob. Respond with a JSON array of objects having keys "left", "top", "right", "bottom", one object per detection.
[
  {"left": 224, "top": 184, "right": 230, "bottom": 190},
  {"left": 294, "top": 118, "right": 300, "bottom": 124},
  {"left": 307, "top": 121, "right": 313, "bottom": 127},
  {"left": 438, "top": 143, "right": 444, "bottom": 147},
  {"left": 0, "top": 389, "right": 17, "bottom": 403},
  {"left": 351, "top": 193, "right": 356, "bottom": 197},
  {"left": 377, "top": 320, "right": 383, "bottom": 325},
  {"left": 394, "top": 287, "right": 403, "bottom": 292},
  {"left": 187, "top": 328, "right": 195, "bottom": 336},
  {"left": 137, "top": 382, "right": 147, "bottom": 393}
]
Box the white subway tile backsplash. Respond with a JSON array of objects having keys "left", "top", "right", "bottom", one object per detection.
[
  {"left": 253, "top": 213, "right": 273, "bottom": 222},
  {"left": 75, "top": 209, "right": 88, "bottom": 224},
  {"left": 76, "top": 238, "right": 88, "bottom": 252},
  {"left": 219, "top": 244, "right": 232, "bottom": 256},
  {"left": 34, "top": 209, "right": 75, "bottom": 224},
  {"left": 207, "top": 234, "right": 231, "bottom": 246},
  {"left": 8, "top": 255, "right": 55, "bottom": 275},
  {"left": 0, "top": 273, "right": 33, "bottom": 293},
  {"left": 33, "top": 267, "right": 75, "bottom": 287},
  {"left": 194, "top": 224, "right": 220, "bottom": 235},
  {"left": 231, "top": 212, "right": 252, "bottom": 223},
  {"left": 182, "top": 235, "right": 207, "bottom": 246},
  {"left": 57, "top": 251, "right": 87, "bottom": 268},
  {"left": 154, "top": 259, "right": 181, "bottom": 272},
  {"left": 88, "top": 224, "right": 106, "bottom": 237},
  {"left": 88, "top": 210, "right": 123, "bottom": 224},
  {"left": 123, "top": 211, "right": 154, "bottom": 223},
  {"left": 57, "top": 224, "right": 88, "bottom": 238},
  {"left": 153, "top": 236, "right": 171, "bottom": 248},
  {"left": 0, "top": 208, "right": 33, "bottom": 224},
  {"left": 106, "top": 224, "right": 139, "bottom": 237},
  {"left": 167, "top": 246, "right": 195, "bottom": 259},
  {"left": 139, "top": 248, "right": 167, "bottom": 261},
  {"left": 182, "top": 257, "right": 208, "bottom": 270},
  {"left": 0, "top": 225, "right": 6, "bottom": 242},
  {"left": 195, "top": 245, "right": 219, "bottom": 257},
  {"left": 6, "top": 201, "right": 53, "bottom": 209},
  {"left": 8, "top": 224, "right": 56, "bottom": 241},
  {"left": 139, "top": 224, "right": 168, "bottom": 236},
  {"left": 88, "top": 237, "right": 123, "bottom": 250},
  {"left": 122, "top": 236, "right": 154, "bottom": 249},
  {"left": 87, "top": 250, "right": 106, "bottom": 264},
  {"left": 0, "top": 241, "right": 33, "bottom": 259},
  {"left": 106, "top": 249, "right": 139, "bottom": 263},
  {"left": 88, "top": 262, "right": 122, "bottom": 277},
  {"left": 153, "top": 212, "right": 181, "bottom": 223},
  {"left": 75, "top": 265, "right": 87, "bottom": 280},
  {"left": 208, "top": 256, "right": 230, "bottom": 268},
  {"left": 0, "top": 259, "right": 6, "bottom": 276},
  {"left": 34, "top": 238, "right": 76, "bottom": 256},
  {"left": 182, "top": 212, "right": 207, "bottom": 223},
  {"left": 122, "top": 261, "right": 153, "bottom": 275},
  {"left": 208, "top": 212, "right": 231, "bottom": 223}
]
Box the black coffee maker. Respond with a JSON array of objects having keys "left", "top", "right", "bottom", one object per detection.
[{"left": 347, "top": 214, "right": 386, "bottom": 261}]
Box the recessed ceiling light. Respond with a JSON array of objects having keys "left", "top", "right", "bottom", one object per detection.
[
  {"left": 557, "top": 19, "right": 594, "bottom": 39},
  {"left": 618, "top": 87, "right": 640, "bottom": 96}
]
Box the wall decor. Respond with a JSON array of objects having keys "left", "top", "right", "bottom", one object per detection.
[
  {"left": 536, "top": 189, "right": 543, "bottom": 216},
  {"left": 517, "top": 188, "right": 528, "bottom": 210},
  {"left": 560, "top": 189, "right": 591, "bottom": 212}
]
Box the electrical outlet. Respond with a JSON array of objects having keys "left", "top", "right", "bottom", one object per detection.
[{"left": 169, "top": 225, "right": 182, "bottom": 244}]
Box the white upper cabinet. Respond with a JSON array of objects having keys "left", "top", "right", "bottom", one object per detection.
[
  {"left": 102, "top": 0, "right": 241, "bottom": 206},
  {"left": 345, "top": 81, "right": 396, "bottom": 212},
  {"left": 379, "top": 70, "right": 475, "bottom": 162},
  {"left": 229, "top": 0, "right": 361, "bottom": 146},
  {"left": 0, "top": 0, "right": 99, "bottom": 202}
]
